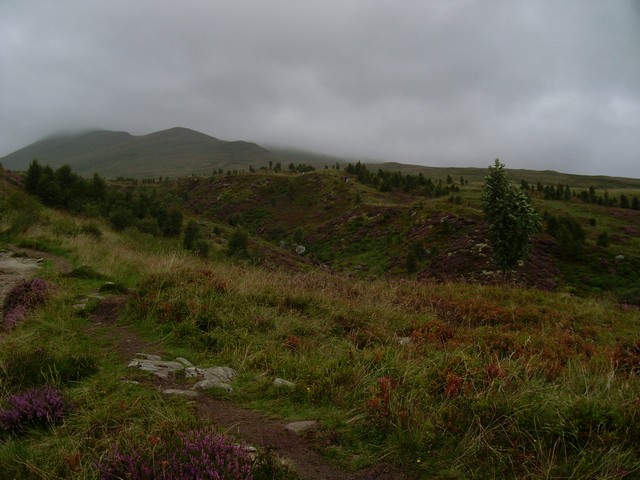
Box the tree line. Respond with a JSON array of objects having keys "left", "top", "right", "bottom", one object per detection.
[
  {"left": 24, "top": 160, "right": 183, "bottom": 238},
  {"left": 345, "top": 161, "right": 461, "bottom": 197},
  {"left": 521, "top": 180, "right": 640, "bottom": 210}
]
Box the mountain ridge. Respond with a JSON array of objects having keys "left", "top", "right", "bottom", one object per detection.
[{"left": 0, "top": 127, "right": 274, "bottom": 179}]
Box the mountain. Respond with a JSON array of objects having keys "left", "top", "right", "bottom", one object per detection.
[{"left": 0, "top": 127, "right": 278, "bottom": 178}]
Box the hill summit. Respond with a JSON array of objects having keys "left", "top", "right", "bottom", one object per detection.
[{"left": 0, "top": 127, "right": 276, "bottom": 178}]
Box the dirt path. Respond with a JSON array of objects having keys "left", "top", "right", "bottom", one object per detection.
[
  {"left": 0, "top": 251, "right": 41, "bottom": 306},
  {"left": 85, "top": 296, "right": 411, "bottom": 480}
]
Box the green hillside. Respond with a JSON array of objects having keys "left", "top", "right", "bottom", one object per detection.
[
  {"left": 2, "top": 161, "right": 640, "bottom": 479},
  {"left": 0, "top": 127, "right": 278, "bottom": 179}
]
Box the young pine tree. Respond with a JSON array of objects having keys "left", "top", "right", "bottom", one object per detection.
[{"left": 482, "top": 159, "right": 541, "bottom": 272}]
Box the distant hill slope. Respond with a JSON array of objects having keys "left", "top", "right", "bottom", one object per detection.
[{"left": 0, "top": 127, "right": 278, "bottom": 179}]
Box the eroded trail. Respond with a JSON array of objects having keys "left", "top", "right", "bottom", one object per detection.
[
  {"left": 0, "top": 247, "right": 72, "bottom": 328},
  {"left": 0, "top": 251, "right": 41, "bottom": 305},
  {"left": 86, "top": 296, "right": 409, "bottom": 480}
]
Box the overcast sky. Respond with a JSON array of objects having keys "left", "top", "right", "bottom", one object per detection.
[{"left": 1, "top": 1, "right": 639, "bottom": 177}]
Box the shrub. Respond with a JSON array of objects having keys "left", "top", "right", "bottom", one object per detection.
[
  {"left": 108, "top": 208, "right": 135, "bottom": 232},
  {"left": 80, "top": 222, "right": 103, "bottom": 239},
  {"left": 0, "top": 385, "right": 67, "bottom": 433},
  {"left": 195, "top": 239, "right": 210, "bottom": 258},
  {"left": 227, "top": 228, "right": 249, "bottom": 257},
  {"left": 183, "top": 221, "right": 201, "bottom": 251},
  {"left": 64, "top": 265, "right": 107, "bottom": 280},
  {"left": 96, "top": 428, "right": 254, "bottom": 480}
]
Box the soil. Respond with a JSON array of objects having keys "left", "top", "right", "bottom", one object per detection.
[{"left": 85, "top": 296, "right": 413, "bottom": 480}]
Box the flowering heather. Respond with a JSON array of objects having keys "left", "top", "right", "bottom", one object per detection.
[
  {"left": 1, "top": 277, "right": 52, "bottom": 330},
  {"left": 2, "top": 304, "right": 27, "bottom": 330},
  {"left": 0, "top": 385, "right": 67, "bottom": 432},
  {"left": 97, "top": 428, "right": 254, "bottom": 480}
]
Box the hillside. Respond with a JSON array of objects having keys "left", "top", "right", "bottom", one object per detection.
[
  {"left": 2, "top": 163, "right": 640, "bottom": 478},
  {"left": 0, "top": 127, "right": 278, "bottom": 179}
]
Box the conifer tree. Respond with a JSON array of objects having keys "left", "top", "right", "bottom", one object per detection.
[{"left": 482, "top": 159, "right": 540, "bottom": 272}]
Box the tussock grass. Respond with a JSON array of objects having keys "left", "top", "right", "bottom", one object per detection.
[{"left": 2, "top": 206, "right": 640, "bottom": 478}]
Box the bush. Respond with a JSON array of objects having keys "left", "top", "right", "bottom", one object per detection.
[
  {"left": 227, "top": 229, "right": 249, "bottom": 257},
  {"left": 183, "top": 221, "right": 201, "bottom": 251},
  {"left": 195, "top": 239, "right": 210, "bottom": 258},
  {"left": 597, "top": 231, "right": 610, "bottom": 247},
  {"left": 63, "top": 265, "right": 107, "bottom": 280},
  {"left": 0, "top": 385, "right": 67, "bottom": 433},
  {"left": 96, "top": 428, "right": 254, "bottom": 480},
  {"left": 108, "top": 208, "right": 134, "bottom": 232},
  {"left": 80, "top": 222, "right": 103, "bottom": 239}
]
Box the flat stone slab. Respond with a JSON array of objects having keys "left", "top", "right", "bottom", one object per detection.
[
  {"left": 193, "top": 379, "right": 233, "bottom": 392},
  {"left": 285, "top": 420, "right": 318, "bottom": 433},
  {"left": 128, "top": 359, "right": 185, "bottom": 378}
]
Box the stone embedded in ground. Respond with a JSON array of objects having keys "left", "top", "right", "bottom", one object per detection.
[
  {"left": 285, "top": 420, "right": 318, "bottom": 433},
  {"left": 273, "top": 378, "right": 295, "bottom": 388},
  {"left": 176, "top": 357, "right": 194, "bottom": 367},
  {"left": 163, "top": 389, "right": 200, "bottom": 398},
  {"left": 193, "top": 379, "right": 233, "bottom": 392},
  {"left": 128, "top": 358, "right": 185, "bottom": 378},
  {"left": 136, "top": 353, "right": 162, "bottom": 361},
  {"left": 397, "top": 336, "right": 412, "bottom": 346},
  {"left": 201, "top": 366, "right": 237, "bottom": 382},
  {"left": 128, "top": 354, "right": 237, "bottom": 386}
]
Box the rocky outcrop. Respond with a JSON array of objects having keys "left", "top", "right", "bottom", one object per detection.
[{"left": 127, "top": 353, "right": 238, "bottom": 394}]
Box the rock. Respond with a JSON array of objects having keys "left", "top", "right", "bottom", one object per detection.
[
  {"left": 163, "top": 389, "right": 199, "bottom": 398},
  {"left": 200, "top": 366, "right": 237, "bottom": 383},
  {"left": 615, "top": 255, "right": 625, "bottom": 263},
  {"left": 193, "top": 379, "right": 233, "bottom": 392},
  {"left": 128, "top": 358, "right": 185, "bottom": 378},
  {"left": 120, "top": 379, "right": 140, "bottom": 385},
  {"left": 136, "top": 353, "right": 162, "bottom": 361},
  {"left": 273, "top": 378, "right": 295, "bottom": 388},
  {"left": 176, "top": 357, "right": 194, "bottom": 367},
  {"left": 285, "top": 420, "right": 318, "bottom": 433},
  {"left": 295, "top": 245, "right": 306, "bottom": 255},
  {"left": 397, "top": 336, "right": 412, "bottom": 346}
]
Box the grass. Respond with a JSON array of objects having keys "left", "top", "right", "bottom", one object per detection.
[
  {"left": 17, "top": 218, "right": 637, "bottom": 476},
  {"left": 2, "top": 164, "right": 640, "bottom": 478}
]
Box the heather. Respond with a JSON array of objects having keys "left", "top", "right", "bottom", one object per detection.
[
  {"left": 97, "top": 428, "right": 253, "bottom": 480},
  {"left": 1, "top": 164, "right": 640, "bottom": 478},
  {"left": 0, "top": 385, "right": 67, "bottom": 433},
  {"left": 1, "top": 277, "right": 52, "bottom": 330}
]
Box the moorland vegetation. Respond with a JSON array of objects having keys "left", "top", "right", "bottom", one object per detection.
[{"left": 1, "top": 156, "right": 640, "bottom": 479}]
